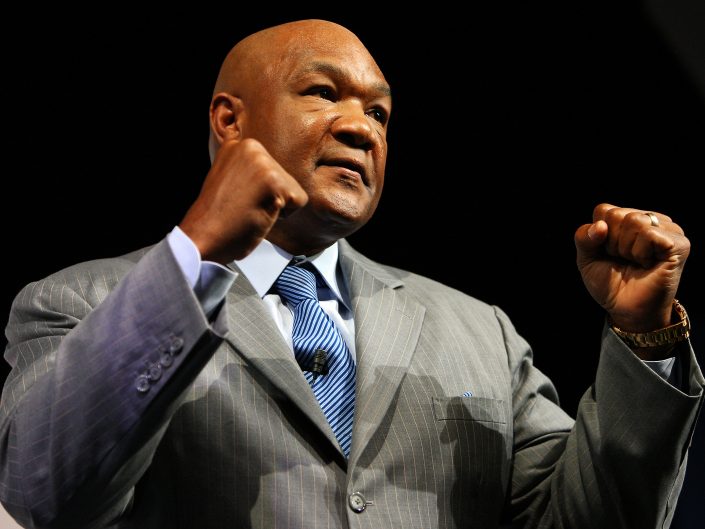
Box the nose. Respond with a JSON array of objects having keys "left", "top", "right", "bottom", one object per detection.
[{"left": 330, "top": 101, "right": 376, "bottom": 150}]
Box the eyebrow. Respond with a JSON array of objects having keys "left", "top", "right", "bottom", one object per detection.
[{"left": 297, "top": 61, "right": 392, "bottom": 98}]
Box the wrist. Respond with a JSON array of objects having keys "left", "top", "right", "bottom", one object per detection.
[{"left": 610, "top": 299, "right": 690, "bottom": 359}]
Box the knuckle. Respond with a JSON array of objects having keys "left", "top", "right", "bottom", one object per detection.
[
  {"left": 624, "top": 211, "right": 644, "bottom": 224},
  {"left": 594, "top": 202, "right": 612, "bottom": 217}
]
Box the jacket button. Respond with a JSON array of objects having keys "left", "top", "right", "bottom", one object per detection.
[
  {"left": 159, "top": 350, "right": 174, "bottom": 368},
  {"left": 135, "top": 374, "right": 150, "bottom": 393},
  {"left": 147, "top": 363, "right": 162, "bottom": 381},
  {"left": 348, "top": 492, "right": 367, "bottom": 513},
  {"left": 169, "top": 336, "right": 184, "bottom": 355}
]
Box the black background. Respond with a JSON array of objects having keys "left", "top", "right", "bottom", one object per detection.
[{"left": 2, "top": 2, "right": 704, "bottom": 526}]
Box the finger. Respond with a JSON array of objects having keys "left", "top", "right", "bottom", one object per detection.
[
  {"left": 598, "top": 208, "right": 668, "bottom": 256},
  {"left": 594, "top": 203, "right": 664, "bottom": 227},
  {"left": 595, "top": 203, "right": 682, "bottom": 234},
  {"left": 616, "top": 211, "right": 650, "bottom": 259},
  {"left": 629, "top": 231, "right": 675, "bottom": 268},
  {"left": 639, "top": 211, "right": 683, "bottom": 236},
  {"left": 273, "top": 174, "right": 308, "bottom": 219},
  {"left": 593, "top": 205, "right": 636, "bottom": 256},
  {"left": 577, "top": 207, "right": 682, "bottom": 267},
  {"left": 575, "top": 220, "right": 608, "bottom": 267},
  {"left": 283, "top": 176, "right": 309, "bottom": 209},
  {"left": 276, "top": 190, "right": 309, "bottom": 218},
  {"left": 641, "top": 210, "right": 673, "bottom": 226},
  {"left": 262, "top": 185, "right": 307, "bottom": 218},
  {"left": 592, "top": 203, "right": 620, "bottom": 223},
  {"left": 611, "top": 214, "right": 683, "bottom": 266}
]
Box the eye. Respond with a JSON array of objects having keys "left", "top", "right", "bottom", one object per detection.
[
  {"left": 304, "top": 86, "right": 335, "bottom": 101},
  {"left": 366, "top": 107, "right": 388, "bottom": 125}
]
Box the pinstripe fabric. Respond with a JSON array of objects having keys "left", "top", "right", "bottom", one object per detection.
[
  {"left": 0, "top": 238, "right": 702, "bottom": 529},
  {"left": 276, "top": 265, "right": 356, "bottom": 457}
]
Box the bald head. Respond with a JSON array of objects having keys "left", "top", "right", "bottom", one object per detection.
[
  {"left": 213, "top": 20, "right": 366, "bottom": 96},
  {"left": 208, "top": 20, "right": 387, "bottom": 159}
]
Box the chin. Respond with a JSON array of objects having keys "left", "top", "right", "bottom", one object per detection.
[{"left": 323, "top": 193, "right": 375, "bottom": 226}]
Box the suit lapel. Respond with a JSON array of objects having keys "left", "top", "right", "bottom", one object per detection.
[
  {"left": 222, "top": 243, "right": 426, "bottom": 465},
  {"left": 223, "top": 270, "right": 343, "bottom": 456},
  {"left": 338, "top": 241, "right": 426, "bottom": 467}
]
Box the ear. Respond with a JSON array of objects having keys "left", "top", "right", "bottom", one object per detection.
[{"left": 209, "top": 92, "right": 245, "bottom": 145}]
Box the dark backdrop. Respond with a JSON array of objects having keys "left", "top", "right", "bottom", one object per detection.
[{"left": 2, "top": 3, "right": 703, "bottom": 527}]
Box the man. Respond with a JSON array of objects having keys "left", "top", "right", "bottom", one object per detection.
[{"left": 0, "top": 18, "right": 702, "bottom": 529}]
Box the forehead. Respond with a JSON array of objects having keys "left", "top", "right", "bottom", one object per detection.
[{"left": 274, "top": 33, "right": 390, "bottom": 94}]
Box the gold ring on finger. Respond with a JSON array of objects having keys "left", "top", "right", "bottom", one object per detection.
[{"left": 645, "top": 212, "right": 659, "bottom": 227}]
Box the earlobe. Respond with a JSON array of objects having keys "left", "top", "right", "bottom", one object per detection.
[{"left": 209, "top": 93, "right": 245, "bottom": 145}]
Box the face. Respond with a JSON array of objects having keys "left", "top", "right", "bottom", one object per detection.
[{"left": 240, "top": 24, "right": 392, "bottom": 249}]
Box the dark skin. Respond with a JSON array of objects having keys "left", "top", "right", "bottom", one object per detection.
[
  {"left": 181, "top": 20, "right": 389, "bottom": 261},
  {"left": 180, "top": 20, "right": 690, "bottom": 361}
]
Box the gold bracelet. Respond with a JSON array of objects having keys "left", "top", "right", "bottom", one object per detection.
[{"left": 611, "top": 299, "right": 691, "bottom": 348}]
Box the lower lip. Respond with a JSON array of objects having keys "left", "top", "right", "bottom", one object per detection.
[{"left": 320, "top": 165, "right": 364, "bottom": 184}]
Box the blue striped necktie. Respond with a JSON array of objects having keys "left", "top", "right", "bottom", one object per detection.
[{"left": 275, "top": 264, "right": 355, "bottom": 457}]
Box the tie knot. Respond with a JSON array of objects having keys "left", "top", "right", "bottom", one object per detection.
[{"left": 275, "top": 265, "right": 319, "bottom": 307}]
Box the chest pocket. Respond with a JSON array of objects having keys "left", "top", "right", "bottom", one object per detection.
[{"left": 432, "top": 396, "right": 511, "bottom": 524}]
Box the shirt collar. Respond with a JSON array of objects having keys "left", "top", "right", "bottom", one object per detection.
[{"left": 234, "top": 239, "right": 349, "bottom": 308}]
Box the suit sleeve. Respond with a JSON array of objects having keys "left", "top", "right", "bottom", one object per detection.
[
  {"left": 0, "top": 240, "right": 227, "bottom": 528},
  {"left": 495, "top": 307, "right": 704, "bottom": 529}
]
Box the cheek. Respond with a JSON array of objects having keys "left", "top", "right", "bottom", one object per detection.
[
  {"left": 375, "top": 150, "right": 386, "bottom": 180},
  {"left": 250, "top": 101, "right": 316, "bottom": 155},
  {"left": 372, "top": 147, "right": 387, "bottom": 192},
  {"left": 273, "top": 113, "right": 324, "bottom": 163}
]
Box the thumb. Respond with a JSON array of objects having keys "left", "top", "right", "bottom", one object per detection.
[{"left": 575, "top": 220, "right": 607, "bottom": 269}]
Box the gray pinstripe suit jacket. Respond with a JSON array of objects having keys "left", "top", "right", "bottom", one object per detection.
[{"left": 0, "top": 238, "right": 702, "bottom": 528}]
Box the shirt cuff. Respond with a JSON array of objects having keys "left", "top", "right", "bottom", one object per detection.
[
  {"left": 643, "top": 356, "right": 676, "bottom": 382},
  {"left": 167, "top": 226, "right": 237, "bottom": 316}
]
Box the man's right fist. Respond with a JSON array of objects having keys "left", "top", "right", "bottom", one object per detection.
[{"left": 179, "top": 138, "right": 308, "bottom": 264}]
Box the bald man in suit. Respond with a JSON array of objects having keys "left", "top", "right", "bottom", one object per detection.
[{"left": 0, "top": 19, "right": 702, "bottom": 529}]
